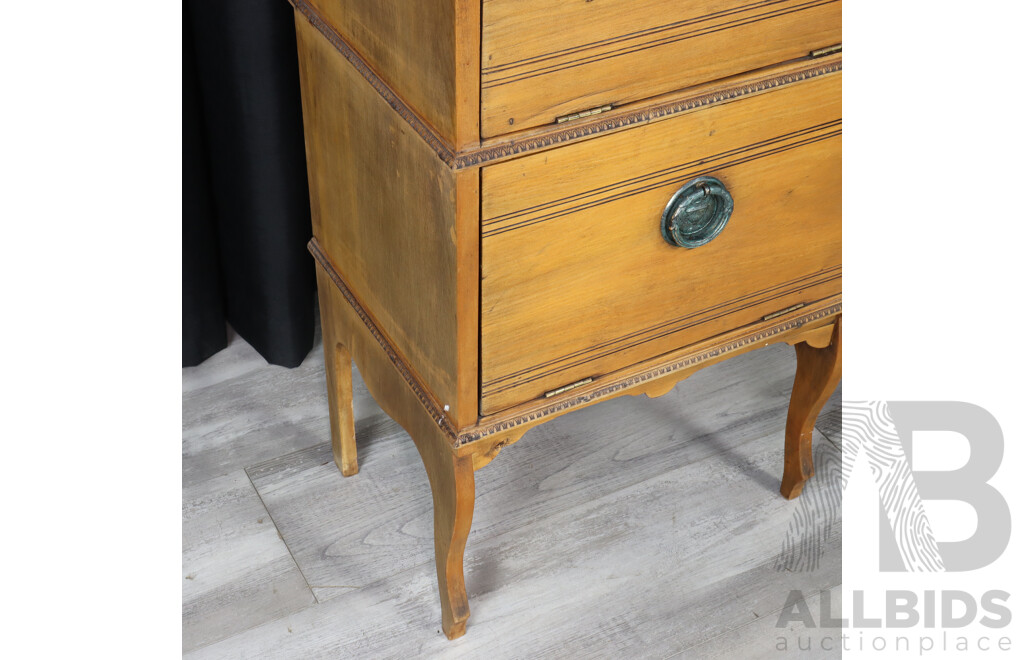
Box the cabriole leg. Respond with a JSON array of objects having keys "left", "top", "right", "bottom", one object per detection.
[
  {"left": 418, "top": 446, "right": 475, "bottom": 639},
  {"left": 781, "top": 317, "right": 842, "bottom": 499},
  {"left": 314, "top": 260, "right": 477, "bottom": 638}
]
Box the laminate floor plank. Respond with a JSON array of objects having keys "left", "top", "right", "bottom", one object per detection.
[
  {"left": 817, "top": 403, "right": 842, "bottom": 446},
  {"left": 183, "top": 310, "right": 322, "bottom": 395},
  {"left": 183, "top": 317, "right": 377, "bottom": 652},
  {"left": 182, "top": 470, "right": 316, "bottom": 653},
  {"left": 182, "top": 341, "right": 381, "bottom": 489},
  {"left": 183, "top": 330, "right": 842, "bottom": 657},
  {"left": 188, "top": 418, "right": 840, "bottom": 658},
  {"left": 183, "top": 331, "right": 273, "bottom": 395},
  {"left": 677, "top": 585, "right": 843, "bottom": 659}
]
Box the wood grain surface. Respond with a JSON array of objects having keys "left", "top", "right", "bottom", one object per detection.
[
  {"left": 295, "top": 14, "right": 478, "bottom": 427},
  {"left": 182, "top": 471, "right": 315, "bottom": 652},
  {"left": 480, "top": 72, "right": 841, "bottom": 413},
  {"left": 298, "top": 0, "right": 480, "bottom": 147},
  {"left": 481, "top": 0, "right": 841, "bottom": 135},
  {"left": 466, "top": 303, "right": 837, "bottom": 453},
  {"left": 781, "top": 317, "right": 842, "bottom": 499}
]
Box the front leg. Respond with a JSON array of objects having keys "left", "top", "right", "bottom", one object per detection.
[
  {"left": 780, "top": 317, "right": 842, "bottom": 499},
  {"left": 418, "top": 445, "right": 475, "bottom": 639}
]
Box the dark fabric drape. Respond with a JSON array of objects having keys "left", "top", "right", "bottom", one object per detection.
[{"left": 183, "top": 0, "right": 314, "bottom": 368}]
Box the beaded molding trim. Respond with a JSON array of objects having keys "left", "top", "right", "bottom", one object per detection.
[
  {"left": 455, "top": 59, "right": 842, "bottom": 169},
  {"left": 312, "top": 236, "right": 840, "bottom": 448},
  {"left": 458, "top": 301, "right": 841, "bottom": 446},
  {"left": 289, "top": 0, "right": 841, "bottom": 170},
  {"left": 289, "top": 0, "right": 457, "bottom": 162},
  {"left": 308, "top": 239, "right": 461, "bottom": 441}
]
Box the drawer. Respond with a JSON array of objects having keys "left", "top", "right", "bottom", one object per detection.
[
  {"left": 479, "top": 71, "right": 841, "bottom": 414},
  {"left": 481, "top": 0, "right": 841, "bottom": 137}
]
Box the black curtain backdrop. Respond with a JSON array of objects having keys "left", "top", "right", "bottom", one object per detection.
[{"left": 183, "top": 0, "right": 315, "bottom": 368}]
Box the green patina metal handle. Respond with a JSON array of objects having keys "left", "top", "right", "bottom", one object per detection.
[{"left": 660, "top": 176, "right": 734, "bottom": 248}]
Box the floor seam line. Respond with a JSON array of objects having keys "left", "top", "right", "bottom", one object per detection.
[
  {"left": 244, "top": 466, "right": 321, "bottom": 605},
  {"left": 817, "top": 420, "right": 841, "bottom": 450}
]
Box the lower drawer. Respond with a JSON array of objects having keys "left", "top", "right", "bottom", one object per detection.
[{"left": 479, "top": 71, "right": 841, "bottom": 415}]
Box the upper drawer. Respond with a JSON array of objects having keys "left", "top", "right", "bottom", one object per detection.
[
  {"left": 479, "top": 70, "right": 841, "bottom": 414},
  {"left": 481, "top": 0, "right": 841, "bottom": 137}
]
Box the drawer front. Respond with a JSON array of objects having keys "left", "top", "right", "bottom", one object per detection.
[
  {"left": 481, "top": 0, "right": 841, "bottom": 137},
  {"left": 480, "top": 72, "right": 841, "bottom": 414}
]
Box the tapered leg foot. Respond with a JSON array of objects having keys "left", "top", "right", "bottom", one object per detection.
[
  {"left": 781, "top": 317, "right": 842, "bottom": 499},
  {"left": 419, "top": 449, "right": 475, "bottom": 639},
  {"left": 318, "top": 283, "right": 358, "bottom": 476}
]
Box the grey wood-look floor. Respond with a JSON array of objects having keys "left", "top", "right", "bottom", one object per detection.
[{"left": 183, "top": 317, "right": 842, "bottom": 659}]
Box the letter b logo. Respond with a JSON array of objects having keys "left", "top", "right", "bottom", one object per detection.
[{"left": 880, "top": 402, "right": 1010, "bottom": 571}]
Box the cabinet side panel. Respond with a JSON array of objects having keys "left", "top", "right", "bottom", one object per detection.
[
  {"left": 305, "top": 0, "right": 457, "bottom": 143},
  {"left": 295, "top": 15, "right": 463, "bottom": 420}
]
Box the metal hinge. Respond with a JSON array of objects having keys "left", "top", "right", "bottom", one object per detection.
[
  {"left": 556, "top": 104, "right": 613, "bottom": 124},
  {"left": 544, "top": 377, "right": 594, "bottom": 398},
  {"left": 810, "top": 44, "right": 842, "bottom": 58},
  {"left": 763, "top": 303, "right": 805, "bottom": 322}
]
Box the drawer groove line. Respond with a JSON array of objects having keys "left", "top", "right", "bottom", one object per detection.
[
  {"left": 460, "top": 59, "right": 840, "bottom": 168},
  {"left": 306, "top": 245, "right": 840, "bottom": 448},
  {"left": 483, "top": 267, "right": 842, "bottom": 395},
  {"left": 484, "top": 272, "right": 842, "bottom": 397},
  {"left": 482, "top": 0, "right": 794, "bottom": 74},
  {"left": 483, "top": 119, "right": 841, "bottom": 228},
  {"left": 482, "top": 265, "right": 840, "bottom": 389},
  {"left": 482, "top": 0, "right": 837, "bottom": 88},
  {"left": 465, "top": 299, "right": 842, "bottom": 444},
  {"left": 482, "top": 129, "right": 841, "bottom": 238},
  {"left": 286, "top": 3, "right": 839, "bottom": 171}
]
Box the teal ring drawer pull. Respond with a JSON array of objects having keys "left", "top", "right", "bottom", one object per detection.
[{"left": 660, "top": 176, "right": 734, "bottom": 248}]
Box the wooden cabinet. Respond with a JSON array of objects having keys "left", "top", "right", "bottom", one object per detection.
[{"left": 290, "top": 0, "right": 841, "bottom": 639}]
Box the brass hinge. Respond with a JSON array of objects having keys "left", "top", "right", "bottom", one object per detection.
[
  {"left": 556, "top": 104, "right": 613, "bottom": 124},
  {"left": 544, "top": 377, "right": 594, "bottom": 398},
  {"left": 763, "top": 303, "right": 805, "bottom": 322},
  {"left": 810, "top": 44, "right": 842, "bottom": 58}
]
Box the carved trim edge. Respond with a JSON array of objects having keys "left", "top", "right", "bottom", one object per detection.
[
  {"left": 314, "top": 232, "right": 840, "bottom": 450},
  {"left": 457, "top": 59, "right": 842, "bottom": 168},
  {"left": 289, "top": 0, "right": 458, "bottom": 167},
  {"left": 308, "top": 238, "right": 462, "bottom": 444},
  {"left": 289, "top": 0, "right": 840, "bottom": 170},
  {"left": 456, "top": 302, "right": 842, "bottom": 446}
]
